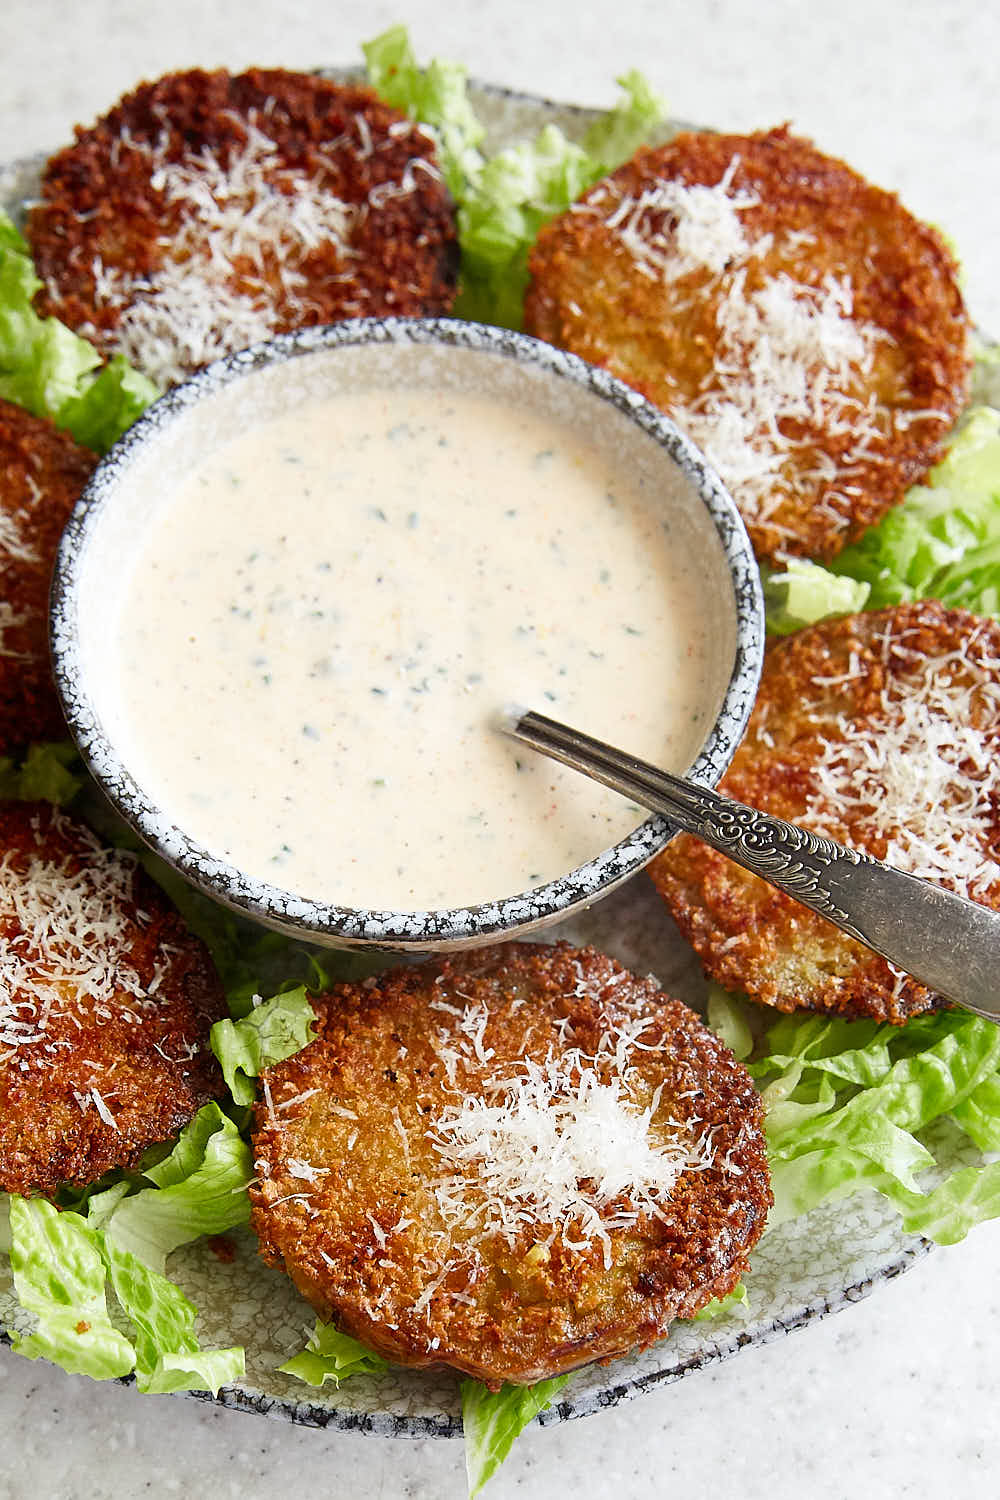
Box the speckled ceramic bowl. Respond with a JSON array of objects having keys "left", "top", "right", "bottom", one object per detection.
[{"left": 51, "top": 317, "right": 764, "bottom": 951}]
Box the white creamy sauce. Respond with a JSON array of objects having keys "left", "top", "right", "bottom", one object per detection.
[{"left": 113, "top": 389, "right": 714, "bottom": 909}]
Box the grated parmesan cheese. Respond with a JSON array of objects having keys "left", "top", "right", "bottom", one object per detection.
[
  {"left": 0, "top": 508, "right": 40, "bottom": 565},
  {"left": 672, "top": 270, "right": 887, "bottom": 526},
  {"left": 802, "top": 626, "right": 1000, "bottom": 897},
  {"left": 90, "top": 1086, "right": 118, "bottom": 1129},
  {"left": 366, "top": 1213, "right": 388, "bottom": 1249},
  {"left": 427, "top": 1022, "right": 713, "bottom": 1270},
  {"left": 277, "top": 1087, "right": 320, "bottom": 1110},
  {"left": 84, "top": 113, "right": 432, "bottom": 388},
  {"left": 0, "top": 600, "right": 32, "bottom": 659},
  {"left": 599, "top": 156, "right": 899, "bottom": 534},
  {"left": 0, "top": 817, "right": 151, "bottom": 1065},
  {"left": 599, "top": 158, "right": 758, "bottom": 282},
  {"left": 286, "top": 1157, "right": 329, "bottom": 1183}
]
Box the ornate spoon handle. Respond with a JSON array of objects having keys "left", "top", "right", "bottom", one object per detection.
[{"left": 503, "top": 708, "right": 1000, "bottom": 1023}]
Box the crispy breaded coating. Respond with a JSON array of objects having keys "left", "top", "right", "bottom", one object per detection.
[
  {"left": 0, "top": 801, "right": 227, "bottom": 1197},
  {"left": 525, "top": 128, "right": 970, "bottom": 565},
  {"left": 650, "top": 602, "right": 1000, "bottom": 1023},
  {"left": 250, "top": 942, "right": 770, "bottom": 1388},
  {"left": 0, "top": 400, "right": 96, "bottom": 755},
  {"left": 27, "top": 69, "right": 460, "bottom": 388}
]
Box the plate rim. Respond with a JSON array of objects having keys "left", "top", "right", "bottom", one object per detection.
[{"left": 0, "top": 1234, "right": 928, "bottom": 1440}]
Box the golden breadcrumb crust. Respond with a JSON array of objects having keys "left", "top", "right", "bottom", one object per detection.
[
  {"left": 0, "top": 400, "right": 96, "bottom": 754},
  {"left": 525, "top": 127, "right": 969, "bottom": 565},
  {"left": 0, "top": 801, "right": 227, "bottom": 1196},
  {"left": 27, "top": 68, "right": 459, "bottom": 380},
  {"left": 250, "top": 941, "right": 770, "bottom": 1388}
]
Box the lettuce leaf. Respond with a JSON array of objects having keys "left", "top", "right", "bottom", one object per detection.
[
  {"left": 950, "top": 1075, "right": 1000, "bottom": 1152},
  {"left": 101, "top": 1235, "right": 243, "bottom": 1394},
  {"left": 831, "top": 403, "right": 1000, "bottom": 616},
  {"left": 895, "top": 1161, "right": 1000, "bottom": 1245},
  {"left": 0, "top": 216, "right": 26, "bottom": 254},
  {"left": 583, "top": 69, "right": 669, "bottom": 168},
  {"left": 289, "top": 1332, "right": 571, "bottom": 1495},
  {"left": 278, "top": 1323, "right": 565, "bottom": 1500},
  {"left": 751, "top": 1006, "right": 1000, "bottom": 1240},
  {"left": 7, "top": 1195, "right": 241, "bottom": 1392},
  {"left": 454, "top": 124, "right": 600, "bottom": 327},
  {"left": 0, "top": 740, "right": 84, "bottom": 804},
  {"left": 57, "top": 355, "right": 159, "bottom": 454},
  {"left": 98, "top": 1103, "right": 252, "bottom": 1275},
  {"left": 210, "top": 987, "right": 317, "bottom": 1105},
  {"left": 0, "top": 210, "right": 158, "bottom": 450},
  {"left": 690, "top": 1281, "right": 749, "bottom": 1321},
  {"left": 362, "top": 25, "right": 485, "bottom": 199},
  {"left": 763, "top": 559, "right": 870, "bottom": 634},
  {"left": 706, "top": 984, "right": 756, "bottom": 1060},
  {"left": 279, "top": 1319, "right": 388, "bottom": 1387},
  {"left": 363, "top": 27, "right": 666, "bottom": 331},
  {"left": 461, "top": 1375, "right": 570, "bottom": 1497},
  {"left": 8, "top": 1197, "right": 136, "bottom": 1378}
]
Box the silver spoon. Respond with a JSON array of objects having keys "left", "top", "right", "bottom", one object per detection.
[{"left": 500, "top": 706, "right": 1000, "bottom": 1023}]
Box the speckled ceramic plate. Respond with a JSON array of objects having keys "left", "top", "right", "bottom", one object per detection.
[{"left": 3, "top": 74, "right": 996, "bottom": 1439}]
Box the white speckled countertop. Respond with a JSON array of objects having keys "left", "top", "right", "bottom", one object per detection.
[{"left": 2, "top": 3, "right": 999, "bottom": 1497}]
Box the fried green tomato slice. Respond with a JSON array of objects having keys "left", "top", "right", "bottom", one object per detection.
[
  {"left": 525, "top": 127, "right": 970, "bottom": 566},
  {"left": 249, "top": 941, "right": 770, "bottom": 1388},
  {"left": 651, "top": 601, "right": 1000, "bottom": 1024},
  {"left": 0, "top": 399, "right": 97, "bottom": 755},
  {"left": 0, "top": 801, "right": 227, "bottom": 1197},
  {"left": 27, "top": 68, "right": 460, "bottom": 389}
]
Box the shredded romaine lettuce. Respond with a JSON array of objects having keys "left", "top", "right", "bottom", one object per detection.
[
  {"left": 0, "top": 740, "right": 84, "bottom": 804},
  {"left": 210, "top": 987, "right": 317, "bottom": 1105},
  {"left": 747, "top": 1006, "right": 1000, "bottom": 1242},
  {"left": 362, "top": 25, "right": 485, "bottom": 200},
  {"left": 8, "top": 1197, "right": 136, "bottom": 1379},
  {"left": 706, "top": 985, "right": 756, "bottom": 1060},
  {"left": 57, "top": 356, "right": 160, "bottom": 454},
  {"left": 763, "top": 558, "right": 871, "bottom": 634},
  {"left": 768, "top": 402, "right": 1000, "bottom": 633},
  {"left": 582, "top": 68, "right": 669, "bottom": 167},
  {"left": 0, "top": 211, "right": 158, "bottom": 449},
  {"left": 831, "top": 404, "right": 1000, "bottom": 614},
  {"left": 100, "top": 1234, "right": 244, "bottom": 1394},
  {"left": 690, "top": 1281, "right": 749, "bottom": 1321},
  {"left": 892, "top": 1162, "right": 1000, "bottom": 1246},
  {"left": 363, "top": 26, "right": 666, "bottom": 330},
  {"left": 279, "top": 1319, "right": 388, "bottom": 1387},
  {"left": 7, "top": 1191, "right": 243, "bottom": 1392},
  {"left": 96, "top": 1102, "right": 252, "bottom": 1275},
  {"left": 454, "top": 124, "right": 602, "bottom": 327},
  {"left": 460, "top": 1375, "right": 571, "bottom": 1497}
]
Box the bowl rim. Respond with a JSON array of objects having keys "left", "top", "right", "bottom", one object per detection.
[{"left": 51, "top": 316, "right": 765, "bottom": 951}]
